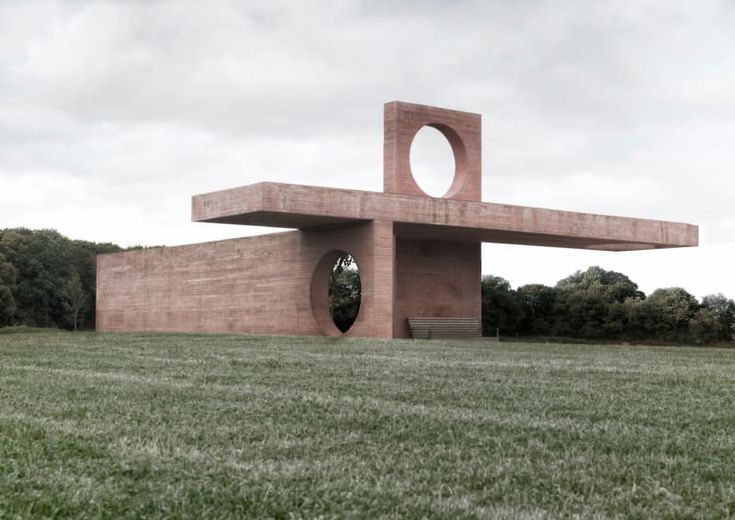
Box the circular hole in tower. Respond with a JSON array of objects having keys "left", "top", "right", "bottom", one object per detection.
[
  {"left": 409, "top": 125, "right": 457, "bottom": 197},
  {"left": 328, "top": 253, "right": 361, "bottom": 333}
]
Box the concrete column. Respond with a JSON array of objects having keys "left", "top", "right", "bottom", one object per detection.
[{"left": 370, "top": 220, "right": 396, "bottom": 338}]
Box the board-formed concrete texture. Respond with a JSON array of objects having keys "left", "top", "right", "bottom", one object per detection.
[{"left": 97, "top": 101, "right": 698, "bottom": 338}]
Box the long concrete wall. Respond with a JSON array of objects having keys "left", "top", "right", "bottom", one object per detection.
[{"left": 97, "top": 222, "right": 396, "bottom": 337}]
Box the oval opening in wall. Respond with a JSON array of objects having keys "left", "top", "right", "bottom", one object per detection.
[{"left": 328, "top": 253, "right": 361, "bottom": 333}]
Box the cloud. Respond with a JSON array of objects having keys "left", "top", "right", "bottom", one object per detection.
[{"left": 1, "top": 0, "right": 733, "bottom": 297}]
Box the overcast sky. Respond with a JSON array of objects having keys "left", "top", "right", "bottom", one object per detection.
[{"left": 1, "top": 0, "right": 733, "bottom": 299}]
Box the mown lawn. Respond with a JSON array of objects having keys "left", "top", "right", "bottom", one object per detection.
[{"left": 1, "top": 332, "right": 734, "bottom": 518}]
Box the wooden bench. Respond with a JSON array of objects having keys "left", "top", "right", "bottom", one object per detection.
[{"left": 407, "top": 317, "right": 483, "bottom": 340}]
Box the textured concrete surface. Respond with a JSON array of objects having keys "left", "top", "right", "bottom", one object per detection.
[
  {"left": 98, "top": 222, "right": 394, "bottom": 336},
  {"left": 384, "top": 101, "right": 481, "bottom": 201},
  {"left": 394, "top": 239, "right": 480, "bottom": 339},
  {"left": 192, "top": 182, "right": 697, "bottom": 251},
  {"left": 98, "top": 100, "right": 699, "bottom": 338}
]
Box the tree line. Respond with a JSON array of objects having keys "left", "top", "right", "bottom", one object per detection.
[
  {"left": 0, "top": 228, "right": 122, "bottom": 330},
  {"left": 482, "top": 266, "right": 735, "bottom": 345}
]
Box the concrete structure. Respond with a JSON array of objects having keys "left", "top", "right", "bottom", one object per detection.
[{"left": 97, "top": 101, "right": 698, "bottom": 338}]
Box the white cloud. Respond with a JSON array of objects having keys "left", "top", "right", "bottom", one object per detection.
[{"left": 1, "top": 0, "right": 733, "bottom": 299}]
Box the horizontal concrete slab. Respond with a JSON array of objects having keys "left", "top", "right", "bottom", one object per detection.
[{"left": 192, "top": 182, "right": 698, "bottom": 251}]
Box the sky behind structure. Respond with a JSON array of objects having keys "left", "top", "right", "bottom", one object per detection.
[{"left": 1, "top": 0, "right": 733, "bottom": 298}]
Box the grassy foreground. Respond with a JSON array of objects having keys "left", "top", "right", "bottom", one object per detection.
[{"left": 1, "top": 332, "right": 734, "bottom": 518}]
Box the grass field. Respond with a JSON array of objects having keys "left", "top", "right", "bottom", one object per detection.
[{"left": 1, "top": 332, "right": 734, "bottom": 518}]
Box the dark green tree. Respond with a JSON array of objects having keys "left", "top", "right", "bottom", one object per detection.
[
  {"left": 552, "top": 266, "right": 647, "bottom": 340},
  {"left": 607, "top": 297, "right": 648, "bottom": 341},
  {"left": 62, "top": 272, "right": 87, "bottom": 331},
  {"left": 69, "top": 239, "right": 121, "bottom": 328},
  {"left": 641, "top": 287, "right": 699, "bottom": 342},
  {"left": 516, "top": 284, "right": 558, "bottom": 336},
  {"left": 481, "top": 275, "right": 521, "bottom": 336},
  {"left": 556, "top": 266, "right": 644, "bottom": 303},
  {"left": 690, "top": 294, "right": 735, "bottom": 343},
  {"left": 0, "top": 252, "right": 16, "bottom": 325},
  {"left": 0, "top": 228, "right": 123, "bottom": 330},
  {"left": 329, "top": 255, "right": 361, "bottom": 333},
  {"left": 0, "top": 229, "right": 75, "bottom": 327},
  {"left": 561, "top": 290, "right": 609, "bottom": 339}
]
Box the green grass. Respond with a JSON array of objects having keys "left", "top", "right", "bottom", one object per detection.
[
  {"left": 0, "top": 325, "right": 60, "bottom": 335},
  {"left": 1, "top": 332, "right": 735, "bottom": 518}
]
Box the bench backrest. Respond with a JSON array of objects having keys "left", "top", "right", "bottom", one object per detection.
[{"left": 407, "top": 317, "right": 482, "bottom": 340}]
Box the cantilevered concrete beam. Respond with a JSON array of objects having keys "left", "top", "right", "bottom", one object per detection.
[{"left": 192, "top": 182, "right": 697, "bottom": 251}]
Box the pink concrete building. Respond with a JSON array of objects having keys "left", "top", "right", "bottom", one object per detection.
[{"left": 96, "top": 102, "right": 698, "bottom": 338}]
